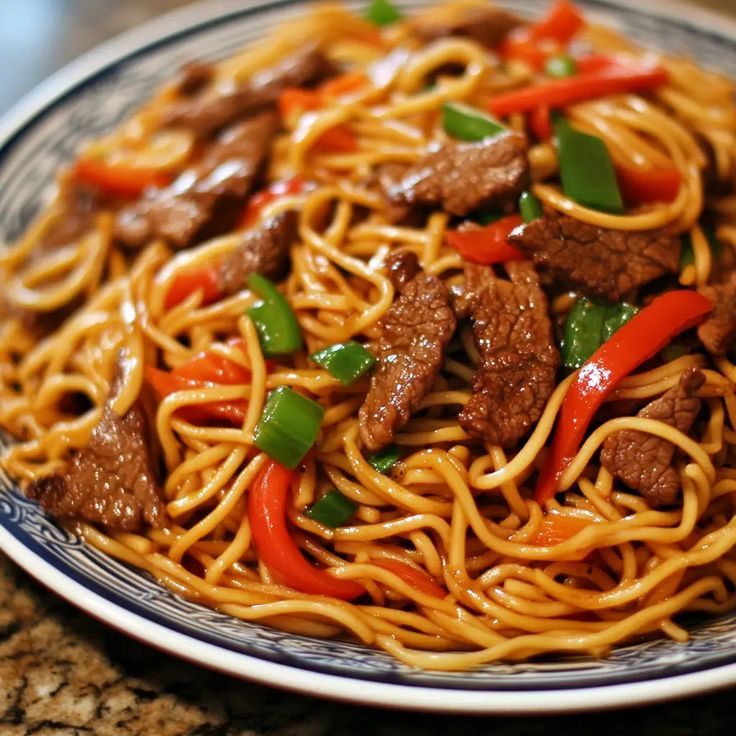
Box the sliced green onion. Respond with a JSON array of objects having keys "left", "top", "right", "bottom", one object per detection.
[
  {"left": 519, "top": 191, "right": 543, "bottom": 222},
  {"left": 306, "top": 489, "right": 357, "bottom": 527},
  {"left": 442, "top": 102, "right": 505, "bottom": 142},
  {"left": 555, "top": 117, "right": 624, "bottom": 214},
  {"left": 254, "top": 386, "right": 324, "bottom": 469},
  {"left": 247, "top": 274, "right": 302, "bottom": 357},
  {"left": 366, "top": 444, "right": 401, "bottom": 474},
  {"left": 544, "top": 54, "right": 578, "bottom": 79},
  {"left": 562, "top": 298, "right": 639, "bottom": 369},
  {"left": 365, "top": 0, "right": 401, "bottom": 27},
  {"left": 310, "top": 341, "right": 376, "bottom": 385}
]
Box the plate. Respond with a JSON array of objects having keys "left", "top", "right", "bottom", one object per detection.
[{"left": 2, "top": 0, "right": 736, "bottom": 715}]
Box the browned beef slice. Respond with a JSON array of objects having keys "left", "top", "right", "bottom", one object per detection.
[
  {"left": 385, "top": 250, "right": 420, "bottom": 291},
  {"left": 457, "top": 261, "right": 559, "bottom": 447},
  {"left": 412, "top": 6, "right": 521, "bottom": 47},
  {"left": 163, "top": 44, "right": 334, "bottom": 139},
  {"left": 508, "top": 216, "right": 680, "bottom": 302},
  {"left": 216, "top": 210, "right": 298, "bottom": 295},
  {"left": 115, "top": 110, "right": 277, "bottom": 250},
  {"left": 27, "top": 378, "right": 167, "bottom": 531},
  {"left": 697, "top": 274, "right": 736, "bottom": 356},
  {"left": 359, "top": 271, "right": 456, "bottom": 451},
  {"left": 384, "top": 132, "right": 528, "bottom": 217},
  {"left": 600, "top": 368, "right": 704, "bottom": 506},
  {"left": 176, "top": 62, "right": 214, "bottom": 96}
]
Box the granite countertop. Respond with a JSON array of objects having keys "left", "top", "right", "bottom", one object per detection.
[{"left": 2, "top": 1, "right": 736, "bottom": 733}]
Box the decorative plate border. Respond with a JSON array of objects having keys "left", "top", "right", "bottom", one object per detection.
[{"left": 1, "top": 0, "right": 736, "bottom": 714}]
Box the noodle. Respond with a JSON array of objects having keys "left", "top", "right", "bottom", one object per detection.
[{"left": 2, "top": 0, "right": 736, "bottom": 672}]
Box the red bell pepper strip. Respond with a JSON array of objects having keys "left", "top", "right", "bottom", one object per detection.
[
  {"left": 238, "top": 177, "right": 307, "bottom": 229},
  {"left": 488, "top": 65, "right": 668, "bottom": 118},
  {"left": 165, "top": 265, "right": 221, "bottom": 310},
  {"left": 278, "top": 87, "right": 322, "bottom": 119},
  {"left": 500, "top": 0, "right": 584, "bottom": 69},
  {"left": 319, "top": 71, "right": 368, "bottom": 98},
  {"left": 172, "top": 342, "right": 252, "bottom": 384},
  {"left": 248, "top": 460, "right": 365, "bottom": 600},
  {"left": 527, "top": 0, "right": 585, "bottom": 44},
  {"left": 145, "top": 366, "right": 248, "bottom": 426},
  {"left": 528, "top": 104, "right": 553, "bottom": 141},
  {"left": 372, "top": 559, "right": 446, "bottom": 599},
  {"left": 313, "top": 125, "right": 358, "bottom": 154},
  {"left": 530, "top": 513, "right": 594, "bottom": 546},
  {"left": 616, "top": 165, "right": 681, "bottom": 206},
  {"left": 73, "top": 158, "right": 172, "bottom": 198},
  {"left": 535, "top": 290, "right": 713, "bottom": 505},
  {"left": 445, "top": 215, "right": 524, "bottom": 265}
]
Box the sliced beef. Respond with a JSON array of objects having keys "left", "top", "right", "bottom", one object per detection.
[
  {"left": 697, "top": 273, "right": 736, "bottom": 356},
  {"left": 383, "top": 132, "right": 528, "bottom": 217},
  {"left": 359, "top": 268, "right": 456, "bottom": 451},
  {"left": 600, "top": 368, "right": 704, "bottom": 506},
  {"left": 508, "top": 216, "right": 680, "bottom": 302},
  {"left": 216, "top": 210, "right": 298, "bottom": 295},
  {"left": 176, "top": 62, "right": 214, "bottom": 96},
  {"left": 27, "top": 367, "right": 167, "bottom": 531},
  {"left": 385, "top": 250, "right": 420, "bottom": 291},
  {"left": 163, "top": 44, "right": 334, "bottom": 139},
  {"left": 456, "top": 261, "right": 559, "bottom": 447},
  {"left": 411, "top": 6, "right": 521, "bottom": 48},
  {"left": 115, "top": 110, "right": 277, "bottom": 250}
]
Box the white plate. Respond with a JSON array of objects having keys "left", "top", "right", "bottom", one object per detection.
[{"left": 2, "top": 0, "right": 736, "bottom": 714}]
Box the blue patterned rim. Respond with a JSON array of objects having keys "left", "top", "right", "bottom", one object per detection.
[{"left": 1, "top": 0, "right": 736, "bottom": 713}]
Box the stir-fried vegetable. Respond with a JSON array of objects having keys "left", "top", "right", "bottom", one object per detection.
[
  {"left": 530, "top": 512, "right": 595, "bottom": 545},
  {"left": 238, "top": 177, "right": 307, "bottom": 228},
  {"left": 488, "top": 63, "right": 668, "bottom": 117},
  {"left": 310, "top": 341, "right": 376, "bottom": 385},
  {"left": 165, "top": 265, "right": 221, "bottom": 309},
  {"left": 371, "top": 559, "right": 446, "bottom": 599},
  {"left": 616, "top": 166, "right": 681, "bottom": 206},
  {"left": 254, "top": 386, "right": 324, "bottom": 469},
  {"left": 445, "top": 214, "right": 523, "bottom": 264},
  {"left": 366, "top": 444, "right": 401, "bottom": 474},
  {"left": 365, "top": 0, "right": 402, "bottom": 26},
  {"left": 555, "top": 117, "right": 624, "bottom": 213},
  {"left": 248, "top": 460, "right": 365, "bottom": 599},
  {"left": 535, "top": 290, "right": 713, "bottom": 504},
  {"left": 562, "top": 298, "right": 639, "bottom": 369},
  {"left": 544, "top": 54, "right": 578, "bottom": 78},
  {"left": 519, "top": 191, "right": 543, "bottom": 222},
  {"left": 73, "top": 158, "right": 171, "bottom": 198},
  {"left": 441, "top": 102, "right": 504, "bottom": 142},
  {"left": 247, "top": 274, "right": 302, "bottom": 357},
  {"left": 307, "top": 489, "right": 358, "bottom": 527}
]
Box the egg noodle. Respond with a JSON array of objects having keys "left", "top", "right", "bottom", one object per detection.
[{"left": 2, "top": 0, "right": 736, "bottom": 670}]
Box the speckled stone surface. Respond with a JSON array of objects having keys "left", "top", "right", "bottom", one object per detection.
[{"left": 2, "top": 0, "right": 736, "bottom": 733}]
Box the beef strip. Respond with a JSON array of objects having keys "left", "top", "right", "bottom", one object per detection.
[
  {"left": 411, "top": 5, "right": 521, "bottom": 48},
  {"left": 359, "top": 266, "right": 456, "bottom": 451},
  {"left": 176, "top": 62, "right": 214, "bottom": 96},
  {"left": 385, "top": 250, "right": 420, "bottom": 291},
  {"left": 163, "top": 44, "right": 334, "bottom": 139},
  {"left": 600, "top": 368, "right": 704, "bottom": 506},
  {"left": 216, "top": 210, "right": 298, "bottom": 295},
  {"left": 697, "top": 273, "right": 736, "bottom": 356},
  {"left": 115, "top": 110, "right": 277, "bottom": 250},
  {"left": 383, "top": 132, "right": 529, "bottom": 217},
  {"left": 456, "top": 261, "right": 559, "bottom": 447},
  {"left": 27, "top": 366, "right": 167, "bottom": 531},
  {"left": 508, "top": 215, "right": 680, "bottom": 302}
]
